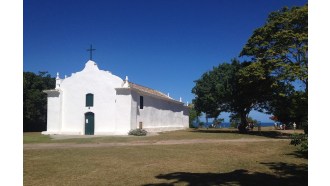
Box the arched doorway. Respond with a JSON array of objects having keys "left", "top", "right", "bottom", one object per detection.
[{"left": 85, "top": 112, "right": 94, "bottom": 135}]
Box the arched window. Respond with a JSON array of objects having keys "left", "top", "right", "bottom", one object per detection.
[{"left": 86, "top": 93, "right": 94, "bottom": 107}]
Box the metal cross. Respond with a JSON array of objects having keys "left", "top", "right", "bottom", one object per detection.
[{"left": 87, "top": 44, "right": 96, "bottom": 60}]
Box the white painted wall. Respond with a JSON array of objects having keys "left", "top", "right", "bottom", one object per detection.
[
  {"left": 114, "top": 88, "right": 132, "bottom": 134},
  {"left": 43, "top": 60, "right": 189, "bottom": 135},
  {"left": 44, "top": 60, "right": 130, "bottom": 135},
  {"left": 42, "top": 90, "right": 62, "bottom": 134},
  {"left": 131, "top": 91, "right": 189, "bottom": 132}
]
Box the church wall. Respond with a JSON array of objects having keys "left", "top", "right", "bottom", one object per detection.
[
  {"left": 130, "top": 91, "right": 139, "bottom": 129},
  {"left": 59, "top": 61, "right": 124, "bottom": 135},
  {"left": 43, "top": 60, "right": 188, "bottom": 135},
  {"left": 131, "top": 91, "right": 189, "bottom": 132},
  {"left": 114, "top": 88, "right": 132, "bottom": 134},
  {"left": 43, "top": 91, "right": 62, "bottom": 134}
]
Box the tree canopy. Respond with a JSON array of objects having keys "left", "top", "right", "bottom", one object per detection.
[
  {"left": 192, "top": 5, "right": 308, "bottom": 132},
  {"left": 23, "top": 71, "right": 55, "bottom": 131},
  {"left": 240, "top": 5, "right": 308, "bottom": 126},
  {"left": 240, "top": 5, "right": 308, "bottom": 90},
  {"left": 192, "top": 59, "right": 273, "bottom": 133}
]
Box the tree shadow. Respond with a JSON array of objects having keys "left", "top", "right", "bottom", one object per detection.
[
  {"left": 190, "top": 129, "right": 292, "bottom": 139},
  {"left": 286, "top": 151, "right": 308, "bottom": 159},
  {"left": 247, "top": 130, "right": 292, "bottom": 139},
  {"left": 143, "top": 162, "right": 307, "bottom": 186}
]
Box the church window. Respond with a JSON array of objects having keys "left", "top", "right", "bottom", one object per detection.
[
  {"left": 140, "top": 96, "right": 144, "bottom": 109},
  {"left": 86, "top": 93, "right": 94, "bottom": 107}
]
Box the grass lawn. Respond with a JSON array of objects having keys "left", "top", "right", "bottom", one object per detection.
[{"left": 24, "top": 128, "right": 307, "bottom": 186}]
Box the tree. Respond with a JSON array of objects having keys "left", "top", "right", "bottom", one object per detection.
[
  {"left": 268, "top": 89, "right": 307, "bottom": 128},
  {"left": 240, "top": 5, "right": 308, "bottom": 91},
  {"left": 191, "top": 70, "right": 222, "bottom": 123},
  {"left": 192, "top": 5, "right": 307, "bottom": 133},
  {"left": 23, "top": 71, "right": 55, "bottom": 131},
  {"left": 239, "top": 5, "right": 308, "bottom": 129},
  {"left": 192, "top": 59, "right": 273, "bottom": 133},
  {"left": 188, "top": 104, "right": 200, "bottom": 128},
  {"left": 230, "top": 113, "right": 241, "bottom": 128}
]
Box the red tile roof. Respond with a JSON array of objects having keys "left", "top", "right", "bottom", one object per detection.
[{"left": 129, "top": 82, "right": 182, "bottom": 104}]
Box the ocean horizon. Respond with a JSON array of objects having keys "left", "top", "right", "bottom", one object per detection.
[{"left": 193, "top": 122, "right": 274, "bottom": 128}]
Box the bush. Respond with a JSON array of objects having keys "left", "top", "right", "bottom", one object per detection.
[
  {"left": 128, "top": 129, "right": 147, "bottom": 136},
  {"left": 302, "top": 122, "right": 308, "bottom": 134},
  {"left": 290, "top": 133, "right": 308, "bottom": 154}
]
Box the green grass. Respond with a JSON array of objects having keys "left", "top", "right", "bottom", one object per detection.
[
  {"left": 24, "top": 127, "right": 301, "bottom": 144},
  {"left": 24, "top": 128, "right": 307, "bottom": 186},
  {"left": 23, "top": 132, "right": 52, "bottom": 143}
]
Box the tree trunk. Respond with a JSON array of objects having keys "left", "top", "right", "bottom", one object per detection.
[
  {"left": 238, "top": 112, "right": 248, "bottom": 133},
  {"left": 206, "top": 116, "right": 208, "bottom": 128}
]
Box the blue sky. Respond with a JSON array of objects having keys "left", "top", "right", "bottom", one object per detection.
[{"left": 24, "top": 0, "right": 307, "bottom": 122}]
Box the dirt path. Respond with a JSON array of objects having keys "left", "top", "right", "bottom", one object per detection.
[{"left": 24, "top": 138, "right": 290, "bottom": 150}]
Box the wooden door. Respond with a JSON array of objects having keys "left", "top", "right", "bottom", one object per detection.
[{"left": 85, "top": 112, "right": 94, "bottom": 135}]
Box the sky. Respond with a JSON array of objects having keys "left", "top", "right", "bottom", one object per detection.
[{"left": 24, "top": 0, "right": 307, "bottom": 122}]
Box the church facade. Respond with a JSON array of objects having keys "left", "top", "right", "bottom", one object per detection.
[{"left": 42, "top": 60, "right": 189, "bottom": 135}]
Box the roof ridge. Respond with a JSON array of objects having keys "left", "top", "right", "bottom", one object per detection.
[{"left": 129, "top": 81, "right": 168, "bottom": 96}]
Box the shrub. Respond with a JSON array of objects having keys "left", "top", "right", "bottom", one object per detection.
[
  {"left": 290, "top": 133, "right": 308, "bottom": 154},
  {"left": 128, "top": 129, "right": 147, "bottom": 136},
  {"left": 302, "top": 121, "right": 308, "bottom": 134}
]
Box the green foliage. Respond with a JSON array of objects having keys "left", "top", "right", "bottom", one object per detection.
[
  {"left": 302, "top": 122, "right": 308, "bottom": 134},
  {"left": 268, "top": 89, "right": 307, "bottom": 127},
  {"left": 24, "top": 71, "right": 55, "bottom": 132},
  {"left": 191, "top": 70, "right": 222, "bottom": 119},
  {"left": 247, "top": 117, "right": 258, "bottom": 125},
  {"left": 128, "top": 129, "right": 148, "bottom": 136},
  {"left": 192, "top": 5, "right": 307, "bottom": 133},
  {"left": 192, "top": 59, "right": 273, "bottom": 133},
  {"left": 240, "top": 5, "right": 308, "bottom": 90},
  {"left": 229, "top": 113, "right": 240, "bottom": 128},
  {"left": 188, "top": 104, "right": 200, "bottom": 128},
  {"left": 290, "top": 133, "right": 308, "bottom": 154},
  {"left": 239, "top": 5, "right": 308, "bottom": 127}
]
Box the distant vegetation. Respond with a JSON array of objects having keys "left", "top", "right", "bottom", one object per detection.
[{"left": 23, "top": 71, "right": 55, "bottom": 132}]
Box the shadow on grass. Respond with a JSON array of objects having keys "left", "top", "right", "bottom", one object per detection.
[
  {"left": 190, "top": 129, "right": 292, "bottom": 139},
  {"left": 143, "top": 162, "right": 307, "bottom": 186},
  {"left": 286, "top": 151, "right": 308, "bottom": 159}
]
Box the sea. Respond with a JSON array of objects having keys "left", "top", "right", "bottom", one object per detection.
[{"left": 193, "top": 122, "right": 274, "bottom": 128}]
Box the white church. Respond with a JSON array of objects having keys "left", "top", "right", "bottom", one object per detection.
[{"left": 42, "top": 60, "right": 189, "bottom": 135}]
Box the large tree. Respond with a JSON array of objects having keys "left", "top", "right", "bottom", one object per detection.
[
  {"left": 191, "top": 70, "right": 222, "bottom": 124},
  {"left": 239, "top": 5, "right": 308, "bottom": 125},
  {"left": 192, "top": 59, "right": 273, "bottom": 133},
  {"left": 240, "top": 5, "right": 308, "bottom": 91},
  {"left": 23, "top": 71, "right": 55, "bottom": 132}
]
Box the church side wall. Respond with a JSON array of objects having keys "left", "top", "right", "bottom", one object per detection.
[
  {"left": 43, "top": 92, "right": 62, "bottom": 133},
  {"left": 131, "top": 91, "right": 189, "bottom": 132},
  {"left": 131, "top": 92, "right": 139, "bottom": 129}
]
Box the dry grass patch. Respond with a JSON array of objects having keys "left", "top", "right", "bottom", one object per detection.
[
  {"left": 24, "top": 138, "right": 307, "bottom": 186},
  {"left": 24, "top": 127, "right": 300, "bottom": 144}
]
